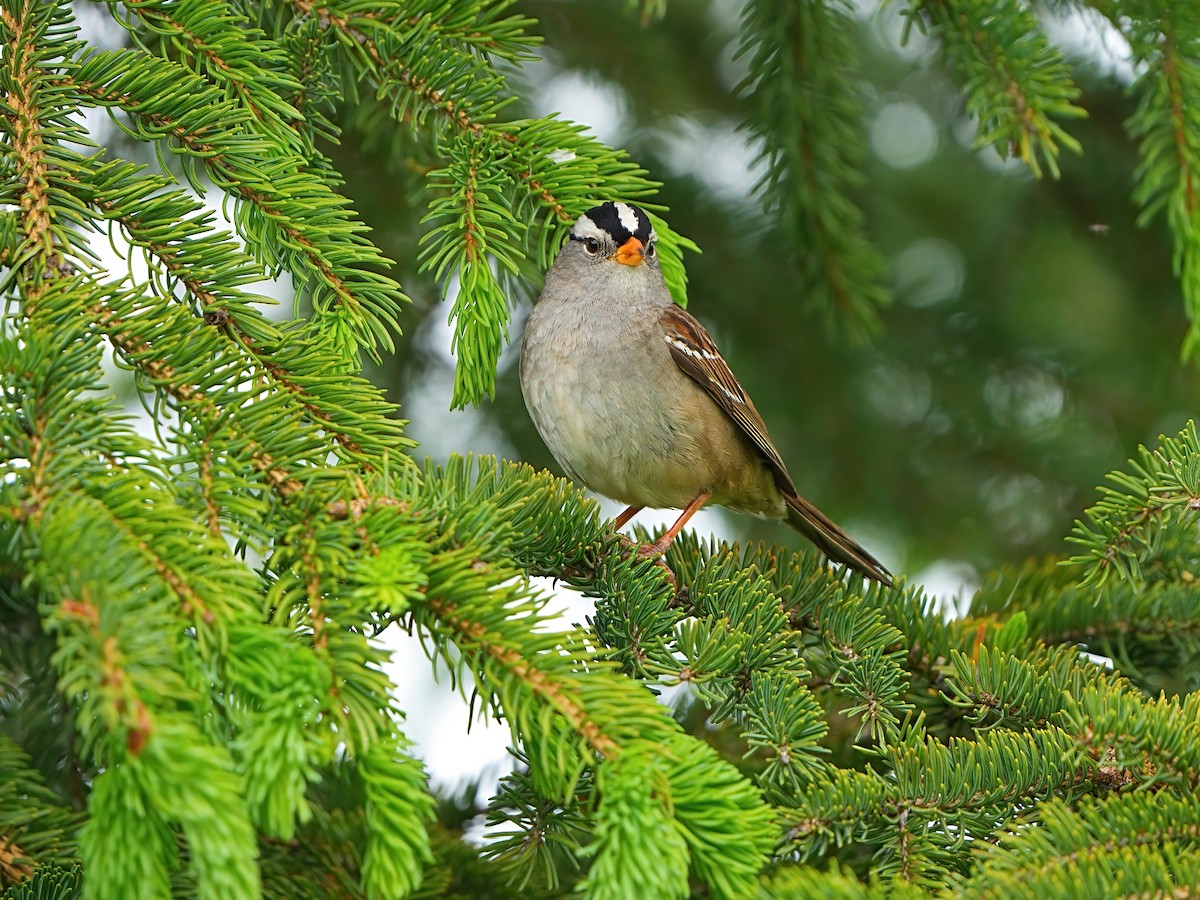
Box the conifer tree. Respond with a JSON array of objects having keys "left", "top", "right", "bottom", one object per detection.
[{"left": 2, "top": 2, "right": 1199, "bottom": 898}]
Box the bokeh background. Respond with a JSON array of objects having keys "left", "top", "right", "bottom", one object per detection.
[{"left": 79, "top": 0, "right": 1197, "bottom": 790}]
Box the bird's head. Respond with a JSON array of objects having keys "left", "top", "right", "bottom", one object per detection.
[{"left": 565, "top": 201, "right": 659, "bottom": 269}]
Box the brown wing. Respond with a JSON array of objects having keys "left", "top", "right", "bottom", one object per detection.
[
  {"left": 659, "top": 304, "right": 796, "bottom": 492},
  {"left": 660, "top": 304, "right": 893, "bottom": 586}
]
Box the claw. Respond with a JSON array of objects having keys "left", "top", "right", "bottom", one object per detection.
[
  {"left": 615, "top": 535, "right": 678, "bottom": 591},
  {"left": 633, "top": 540, "right": 677, "bottom": 591}
]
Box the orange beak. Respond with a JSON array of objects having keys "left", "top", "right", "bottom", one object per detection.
[{"left": 614, "top": 236, "right": 645, "bottom": 266}]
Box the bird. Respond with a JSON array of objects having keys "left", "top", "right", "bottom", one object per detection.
[{"left": 519, "top": 201, "right": 893, "bottom": 587}]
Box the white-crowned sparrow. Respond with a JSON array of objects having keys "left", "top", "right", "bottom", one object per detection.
[{"left": 520, "top": 201, "right": 893, "bottom": 586}]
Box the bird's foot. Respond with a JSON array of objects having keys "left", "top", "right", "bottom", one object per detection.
[
  {"left": 635, "top": 538, "right": 670, "bottom": 561},
  {"left": 617, "top": 536, "right": 677, "bottom": 591}
]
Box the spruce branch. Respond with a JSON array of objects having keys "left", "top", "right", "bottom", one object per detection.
[
  {"left": 424, "top": 593, "right": 619, "bottom": 759},
  {"left": 288, "top": 0, "right": 539, "bottom": 126},
  {"left": 760, "top": 861, "right": 884, "bottom": 900},
  {"left": 394, "top": 457, "right": 776, "bottom": 895},
  {"left": 482, "top": 764, "right": 590, "bottom": 890},
  {"left": 267, "top": 522, "right": 403, "bottom": 753},
  {"left": 961, "top": 792, "right": 1200, "bottom": 899},
  {"left": 402, "top": 457, "right": 1117, "bottom": 873},
  {"left": 420, "top": 134, "right": 526, "bottom": 406},
  {"left": 941, "top": 644, "right": 1107, "bottom": 730},
  {"left": 1066, "top": 686, "right": 1200, "bottom": 791},
  {"left": 776, "top": 722, "right": 1090, "bottom": 886},
  {"left": 1, "top": 2, "right": 54, "bottom": 259},
  {"left": 105, "top": 0, "right": 311, "bottom": 155},
  {"left": 78, "top": 156, "right": 411, "bottom": 466},
  {"left": 904, "top": 0, "right": 1085, "bottom": 177},
  {"left": 664, "top": 537, "right": 928, "bottom": 749},
  {"left": 5, "top": 287, "right": 408, "bottom": 869},
  {"left": 885, "top": 721, "right": 1083, "bottom": 818},
  {"left": 738, "top": 0, "right": 890, "bottom": 338},
  {"left": 1066, "top": 421, "right": 1200, "bottom": 587},
  {"left": 4, "top": 313, "right": 431, "bottom": 892},
  {"left": 943, "top": 636, "right": 1200, "bottom": 794},
  {"left": 780, "top": 767, "right": 896, "bottom": 861},
  {"left": 275, "top": 14, "right": 341, "bottom": 144},
  {"left": 0, "top": 738, "right": 80, "bottom": 883},
  {"left": 358, "top": 735, "right": 436, "bottom": 899},
  {"left": 0, "top": 863, "right": 81, "bottom": 900},
  {"left": 970, "top": 559, "right": 1200, "bottom": 678},
  {"left": 0, "top": 1, "right": 92, "bottom": 291},
  {"left": 416, "top": 584, "right": 778, "bottom": 897},
  {"left": 29, "top": 493, "right": 261, "bottom": 897},
  {"left": 68, "top": 49, "right": 407, "bottom": 362},
  {"left": 580, "top": 750, "right": 691, "bottom": 900},
  {"left": 89, "top": 295, "right": 306, "bottom": 500},
  {"left": 1108, "top": 4, "right": 1200, "bottom": 357},
  {"left": 71, "top": 160, "right": 276, "bottom": 323},
  {"left": 7, "top": 3, "right": 1200, "bottom": 895}
]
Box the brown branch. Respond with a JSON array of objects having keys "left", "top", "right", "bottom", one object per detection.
[
  {"left": 198, "top": 433, "right": 222, "bottom": 537},
  {"left": 2, "top": 3, "right": 49, "bottom": 248},
  {"left": 326, "top": 491, "right": 407, "bottom": 522},
  {"left": 1, "top": 1, "right": 62, "bottom": 296},
  {"left": 303, "top": 541, "right": 328, "bottom": 654},
  {"left": 1161, "top": 31, "right": 1198, "bottom": 220},
  {"left": 59, "top": 591, "right": 154, "bottom": 757},
  {"left": 24, "top": 424, "right": 50, "bottom": 524},
  {"left": 463, "top": 151, "right": 481, "bottom": 260},
  {"left": 0, "top": 836, "right": 33, "bottom": 883},
  {"left": 896, "top": 807, "right": 914, "bottom": 882},
  {"left": 145, "top": 541, "right": 213, "bottom": 624}
]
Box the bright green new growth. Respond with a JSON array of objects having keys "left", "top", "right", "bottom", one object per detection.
[
  {"left": 1068, "top": 420, "right": 1200, "bottom": 587},
  {"left": 3, "top": 1, "right": 1200, "bottom": 899}
]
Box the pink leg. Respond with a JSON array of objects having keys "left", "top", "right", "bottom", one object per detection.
[
  {"left": 612, "top": 505, "right": 643, "bottom": 531},
  {"left": 637, "top": 492, "right": 710, "bottom": 560}
]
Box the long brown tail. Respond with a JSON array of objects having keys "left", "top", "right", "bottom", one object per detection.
[{"left": 783, "top": 492, "right": 894, "bottom": 587}]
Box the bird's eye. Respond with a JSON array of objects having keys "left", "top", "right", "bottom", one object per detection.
[
  {"left": 646, "top": 241, "right": 657, "bottom": 259},
  {"left": 583, "top": 237, "right": 601, "bottom": 255}
]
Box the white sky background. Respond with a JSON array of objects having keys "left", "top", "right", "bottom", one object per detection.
[{"left": 55, "top": 0, "right": 1136, "bottom": 797}]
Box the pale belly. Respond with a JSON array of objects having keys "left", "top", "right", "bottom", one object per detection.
[
  {"left": 528, "top": 378, "right": 701, "bottom": 508},
  {"left": 520, "top": 310, "right": 782, "bottom": 516}
]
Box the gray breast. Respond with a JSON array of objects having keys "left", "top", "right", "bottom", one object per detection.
[{"left": 520, "top": 291, "right": 696, "bottom": 506}]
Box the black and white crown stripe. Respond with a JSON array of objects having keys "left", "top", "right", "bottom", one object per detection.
[{"left": 570, "top": 201, "right": 657, "bottom": 247}]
